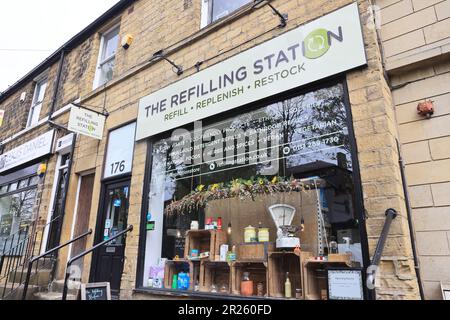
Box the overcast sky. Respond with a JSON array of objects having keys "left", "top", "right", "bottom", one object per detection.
[{"left": 0, "top": 0, "right": 120, "bottom": 92}]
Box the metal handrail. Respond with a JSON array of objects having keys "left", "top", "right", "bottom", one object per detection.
[
  {"left": 22, "top": 229, "right": 92, "bottom": 300},
  {"left": 62, "top": 225, "right": 133, "bottom": 300},
  {"left": 366, "top": 208, "right": 398, "bottom": 297}
]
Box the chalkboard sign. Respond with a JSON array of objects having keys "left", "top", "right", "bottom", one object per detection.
[
  {"left": 80, "top": 282, "right": 111, "bottom": 300},
  {"left": 174, "top": 237, "right": 185, "bottom": 257}
]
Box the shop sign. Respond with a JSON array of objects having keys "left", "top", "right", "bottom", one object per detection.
[
  {"left": 136, "top": 2, "right": 366, "bottom": 140},
  {"left": 103, "top": 122, "right": 136, "bottom": 179},
  {"left": 68, "top": 105, "right": 106, "bottom": 140},
  {"left": 0, "top": 130, "right": 55, "bottom": 174},
  {"left": 0, "top": 109, "right": 4, "bottom": 127},
  {"left": 327, "top": 269, "right": 364, "bottom": 300},
  {"left": 55, "top": 133, "right": 74, "bottom": 154}
]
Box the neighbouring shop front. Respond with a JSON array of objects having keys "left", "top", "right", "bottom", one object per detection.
[
  {"left": 131, "top": 3, "right": 373, "bottom": 300},
  {"left": 0, "top": 130, "right": 55, "bottom": 255}
]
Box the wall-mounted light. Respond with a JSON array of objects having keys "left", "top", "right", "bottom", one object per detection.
[
  {"left": 253, "top": 0, "right": 288, "bottom": 28},
  {"left": 152, "top": 50, "right": 183, "bottom": 76},
  {"left": 227, "top": 222, "right": 232, "bottom": 236}
]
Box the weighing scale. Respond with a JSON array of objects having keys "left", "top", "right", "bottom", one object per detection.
[{"left": 268, "top": 204, "right": 301, "bottom": 249}]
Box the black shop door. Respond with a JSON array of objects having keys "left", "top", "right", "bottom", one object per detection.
[{"left": 91, "top": 180, "right": 130, "bottom": 298}]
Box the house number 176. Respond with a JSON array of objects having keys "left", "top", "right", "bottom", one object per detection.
[{"left": 110, "top": 160, "right": 125, "bottom": 175}]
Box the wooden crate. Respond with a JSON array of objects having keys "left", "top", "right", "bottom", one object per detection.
[
  {"left": 268, "top": 251, "right": 307, "bottom": 299},
  {"left": 164, "top": 260, "right": 200, "bottom": 290},
  {"left": 235, "top": 242, "right": 275, "bottom": 262},
  {"left": 302, "top": 256, "right": 352, "bottom": 300},
  {"left": 184, "top": 230, "right": 227, "bottom": 261},
  {"left": 231, "top": 261, "right": 268, "bottom": 297},
  {"left": 199, "top": 260, "right": 231, "bottom": 293}
]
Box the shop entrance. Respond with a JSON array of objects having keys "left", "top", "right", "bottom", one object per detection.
[{"left": 91, "top": 179, "right": 130, "bottom": 297}]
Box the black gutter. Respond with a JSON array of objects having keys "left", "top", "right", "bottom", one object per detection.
[
  {"left": 0, "top": 0, "right": 135, "bottom": 104},
  {"left": 396, "top": 139, "right": 425, "bottom": 300},
  {"left": 48, "top": 50, "right": 66, "bottom": 119}
]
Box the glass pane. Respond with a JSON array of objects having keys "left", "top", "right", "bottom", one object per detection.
[
  {"left": 0, "top": 189, "right": 36, "bottom": 249},
  {"left": 18, "top": 179, "right": 28, "bottom": 189},
  {"left": 99, "top": 59, "right": 115, "bottom": 86},
  {"left": 102, "top": 28, "right": 119, "bottom": 61},
  {"left": 143, "top": 83, "right": 364, "bottom": 296},
  {"left": 103, "top": 185, "right": 129, "bottom": 245},
  {"left": 29, "top": 176, "right": 39, "bottom": 186},
  {"left": 212, "top": 0, "right": 251, "bottom": 22},
  {"left": 0, "top": 185, "right": 7, "bottom": 195},
  {"left": 8, "top": 182, "right": 18, "bottom": 192},
  {"left": 35, "top": 81, "right": 47, "bottom": 104},
  {"left": 28, "top": 103, "right": 42, "bottom": 127}
]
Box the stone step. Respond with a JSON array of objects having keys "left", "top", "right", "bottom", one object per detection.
[
  {"left": 49, "top": 279, "right": 80, "bottom": 295},
  {"left": 33, "top": 291, "right": 77, "bottom": 301},
  {"left": 0, "top": 283, "right": 40, "bottom": 300},
  {"left": 8, "top": 269, "right": 52, "bottom": 286}
]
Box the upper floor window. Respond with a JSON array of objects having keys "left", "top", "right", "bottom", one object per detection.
[
  {"left": 94, "top": 25, "right": 120, "bottom": 89},
  {"left": 27, "top": 78, "right": 47, "bottom": 127},
  {"left": 202, "top": 0, "right": 251, "bottom": 26}
]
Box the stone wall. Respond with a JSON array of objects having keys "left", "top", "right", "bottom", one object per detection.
[{"left": 390, "top": 59, "right": 450, "bottom": 299}]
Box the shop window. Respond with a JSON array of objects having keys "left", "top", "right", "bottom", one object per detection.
[
  {"left": 201, "top": 0, "right": 252, "bottom": 27},
  {"left": 93, "top": 25, "right": 120, "bottom": 89},
  {"left": 142, "top": 83, "right": 365, "bottom": 299},
  {"left": 27, "top": 78, "right": 47, "bottom": 128},
  {"left": 0, "top": 179, "right": 37, "bottom": 251}
]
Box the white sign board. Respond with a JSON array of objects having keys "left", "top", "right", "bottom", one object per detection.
[
  {"left": 136, "top": 2, "right": 366, "bottom": 140},
  {"left": 328, "top": 269, "right": 364, "bottom": 300},
  {"left": 0, "top": 130, "right": 55, "bottom": 174},
  {"left": 55, "top": 133, "right": 74, "bottom": 154},
  {"left": 68, "top": 105, "right": 106, "bottom": 140},
  {"left": 103, "top": 122, "right": 136, "bottom": 178}
]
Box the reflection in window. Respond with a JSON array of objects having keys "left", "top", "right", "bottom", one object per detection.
[
  {"left": 0, "top": 177, "right": 38, "bottom": 251},
  {"left": 209, "top": 0, "right": 251, "bottom": 23},
  {"left": 143, "top": 83, "right": 363, "bottom": 297}
]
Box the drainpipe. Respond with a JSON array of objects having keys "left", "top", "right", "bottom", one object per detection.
[
  {"left": 396, "top": 139, "right": 425, "bottom": 300},
  {"left": 48, "top": 50, "right": 66, "bottom": 119}
]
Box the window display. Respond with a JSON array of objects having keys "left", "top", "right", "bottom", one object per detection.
[
  {"left": 143, "top": 83, "right": 365, "bottom": 299},
  {"left": 0, "top": 175, "right": 38, "bottom": 251}
]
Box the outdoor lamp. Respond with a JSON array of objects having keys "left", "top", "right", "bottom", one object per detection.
[{"left": 252, "top": 0, "right": 288, "bottom": 28}]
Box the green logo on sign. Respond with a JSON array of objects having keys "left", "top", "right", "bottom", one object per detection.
[{"left": 303, "top": 26, "right": 343, "bottom": 59}]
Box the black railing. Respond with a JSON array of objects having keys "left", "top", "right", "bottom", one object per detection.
[
  {"left": 0, "top": 226, "right": 29, "bottom": 275},
  {"left": 366, "top": 208, "right": 398, "bottom": 297},
  {"left": 62, "top": 225, "right": 133, "bottom": 300},
  {"left": 22, "top": 229, "right": 92, "bottom": 300},
  {"left": 0, "top": 215, "right": 61, "bottom": 300}
]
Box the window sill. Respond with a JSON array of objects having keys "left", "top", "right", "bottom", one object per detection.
[{"left": 133, "top": 287, "right": 297, "bottom": 301}]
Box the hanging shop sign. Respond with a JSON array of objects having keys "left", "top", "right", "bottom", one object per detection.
[
  {"left": 103, "top": 122, "right": 136, "bottom": 179},
  {"left": 0, "top": 109, "right": 4, "bottom": 127},
  {"left": 0, "top": 130, "right": 55, "bottom": 174},
  {"left": 68, "top": 105, "right": 106, "bottom": 140},
  {"left": 136, "top": 2, "right": 366, "bottom": 140}
]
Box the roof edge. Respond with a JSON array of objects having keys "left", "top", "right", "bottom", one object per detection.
[{"left": 0, "top": 0, "right": 135, "bottom": 104}]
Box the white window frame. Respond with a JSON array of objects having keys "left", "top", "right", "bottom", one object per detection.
[
  {"left": 27, "top": 76, "right": 47, "bottom": 128},
  {"left": 93, "top": 24, "right": 120, "bottom": 89},
  {"left": 200, "top": 0, "right": 251, "bottom": 28}
]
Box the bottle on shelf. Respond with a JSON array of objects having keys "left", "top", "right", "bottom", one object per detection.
[{"left": 285, "top": 272, "right": 292, "bottom": 298}]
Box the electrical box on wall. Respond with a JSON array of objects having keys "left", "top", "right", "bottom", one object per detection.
[{"left": 20, "top": 92, "right": 27, "bottom": 102}]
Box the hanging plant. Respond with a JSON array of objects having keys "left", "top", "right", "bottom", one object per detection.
[{"left": 165, "top": 176, "right": 307, "bottom": 215}]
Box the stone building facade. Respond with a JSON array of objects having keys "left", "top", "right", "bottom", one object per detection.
[
  {"left": 1, "top": 0, "right": 448, "bottom": 300},
  {"left": 375, "top": 0, "right": 450, "bottom": 300}
]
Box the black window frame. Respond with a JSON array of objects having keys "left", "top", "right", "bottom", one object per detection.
[{"left": 134, "top": 75, "right": 372, "bottom": 300}]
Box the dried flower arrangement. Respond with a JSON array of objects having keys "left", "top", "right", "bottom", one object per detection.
[{"left": 165, "top": 176, "right": 310, "bottom": 215}]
